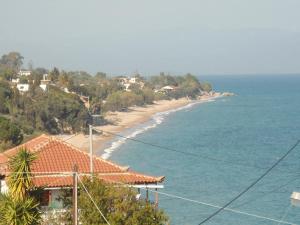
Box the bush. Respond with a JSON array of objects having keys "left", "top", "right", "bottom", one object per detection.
[{"left": 0, "top": 117, "right": 23, "bottom": 152}]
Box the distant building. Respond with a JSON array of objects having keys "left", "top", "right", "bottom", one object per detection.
[
  {"left": 117, "top": 76, "right": 144, "bottom": 91},
  {"left": 18, "top": 70, "right": 31, "bottom": 76},
  {"left": 129, "top": 77, "right": 137, "bottom": 84},
  {"left": 40, "top": 74, "right": 51, "bottom": 91},
  {"left": 161, "top": 86, "right": 175, "bottom": 91},
  {"left": 39, "top": 84, "right": 47, "bottom": 91},
  {"left": 160, "top": 85, "right": 176, "bottom": 93},
  {"left": 16, "top": 83, "right": 29, "bottom": 92},
  {"left": 11, "top": 78, "right": 19, "bottom": 84},
  {"left": 63, "top": 87, "right": 70, "bottom": 93}
]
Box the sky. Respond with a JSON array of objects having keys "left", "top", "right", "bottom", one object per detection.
[{"left": 1, "top": 0, "right": 300, "bottom": 75}]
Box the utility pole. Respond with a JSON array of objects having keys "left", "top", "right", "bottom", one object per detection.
[
  {"left": 89, "top": 124, "right": 93, "bottom": 175},
  {"left": 73, "top": 164, "right": 78, "bottom": 225}
]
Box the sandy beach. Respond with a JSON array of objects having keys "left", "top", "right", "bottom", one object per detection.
[{"left": 59, "top": 93, "right": 225, "bottom": 156}]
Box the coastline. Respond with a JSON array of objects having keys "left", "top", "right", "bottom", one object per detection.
[{"left": 59, "top": 92, "right": 226, "bottom": 158}]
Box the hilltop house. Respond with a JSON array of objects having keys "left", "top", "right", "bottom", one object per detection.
[
  {"left": 18, "top": 70, "right": 31, "bottom": 76},
  {"left": 0, "top": 135, "right": 164, "bottom": 210},
  {"left": 117, "top": 76, "right": 145, "bottom": 91}
]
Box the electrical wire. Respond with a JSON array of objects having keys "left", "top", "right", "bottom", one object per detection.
[
  {"left": 198, "top": 139, "right": 300, "bottom": 225},
  {"left": 95, "top": 128, "right": 300, "bottom": 176},
  {"left": 94, "top": 128, "right": 269, "bottom": 171},
  {"left": 145, "top": 188, "right": 295, "bottom": 225},
  {"left": 77, "top": 175, "right": 111, "bottom": 225},
  {"left": 233, "top": 174, "right": 300, "bottom": 209},
  {"left": 277, "top": 204, "right": 293, "bottom": 225},
  {"left": 92, "top": 175, "right": 295, "bottom": 225}
]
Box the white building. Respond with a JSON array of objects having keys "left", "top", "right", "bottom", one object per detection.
[
  {"left": 18, "top": 70, "right": 31, "bottom": 76},
  {"left": 161, "top": 86, "right": 175, "bottom": 91},
  {"left": 39, "top": 84, "right": 47, "bottom": 91},
  {"left": 129, "top": 77, "right": 137, "bottom": 84},
  {"left": 11, "top": 78, "right": 20, "bottom": 84},
  {"left": 16, "top": 84, "right": 30, "bottom": 92}
]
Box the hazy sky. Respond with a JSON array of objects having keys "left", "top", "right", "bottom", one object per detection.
[{"left": 1, "top": 0, "right": 300, "bottom": 75}]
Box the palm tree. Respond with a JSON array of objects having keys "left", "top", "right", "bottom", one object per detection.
[
  {"left": 0, "top": 194, "right": 40, "bottom": 225},
  {"left": 0, "top": 148, "right": 41, "bottom": 225},
  {"left": 7, "top": 148, "right": 36, "bottom": 201}
]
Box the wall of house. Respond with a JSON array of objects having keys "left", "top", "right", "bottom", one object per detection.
[
  {"left": 0, "top": 179, "right": 8, "bottom": 194},
  {"left": 49, "top": 189, "right": 65, "bottom": 209}
]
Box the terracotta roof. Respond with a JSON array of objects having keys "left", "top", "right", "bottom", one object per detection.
[
  {"left": 32, "top": 172, "right": 164, "bottom": 188},
  {"left": 98, "top": 172, "right": 165, "bottom": 184},
  {"left": 0, "top": 135, "right": 50, "bottom": 164},
  {"left": 32, "top": 176, "right": 73, "bottom": 188},
  {"left": 0, "top": 134, "right": 164, "bottom": 187}
]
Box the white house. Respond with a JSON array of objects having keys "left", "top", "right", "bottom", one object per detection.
[
  {"left": 39, "top": 84, "right": 47, "bottom": 91},
  {"left": 129, "top": 77, "right": 137, "bottom": 84},
  {"left": 11, "top": 78, "right": 20, "bottom": 84},
  {"left": 18, "top": 70, "right": 31, "bottom": 76},
  {"left": 161, "top": 86, "right": 175, "bottom": 91},
  {"left": 16, "top": 84, "right": 30, "bottom": 92}
]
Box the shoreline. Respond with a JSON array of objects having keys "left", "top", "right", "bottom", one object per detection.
[{"left": 59, "top": 92, "right": 228, "bottom": 158}]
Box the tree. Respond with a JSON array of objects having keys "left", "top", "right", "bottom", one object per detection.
[
  {"left": 0, "top": 195, "right": 40, "bottom": 225},
  {"left": 48, "top": 67, "right": 60, "bottom": 82},
  {"left": 95, "top": 72, "right": 107, "bottom": 80},
  {"left": 0, "top": 148, "right": 41, "bottom": 225},
  {"left": 60, "top": 177, "right": 168, "bottom": 225},
  {"left": 0, "top": 117, "right": 23, "bottom": 152},
  {"left": 7, "top": 148, "right": 37, "bottom": 201},
  {"left": 0, "top": 80, "right": 12, "bottom": 113},
  {"left": 0, "top": 52, "right": 24, "bottom": 72},
  {"left": 201, "top": 82, "right": 212, "bottom": 92}
]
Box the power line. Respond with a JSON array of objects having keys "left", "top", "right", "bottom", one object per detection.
[
  {"left": 277, "top": 204, "right": 293, "bottom": 225},
  {"left": 145, "top": 188, "right": 294, "bottom": 225},
  {"left": 98, "top": 176, "right": 295, "bottom": 225},
  {"left": 233, "top": 174, "right": 300, "bottom": 209},
  {"left": 95, "top": 128, "right": 269, "bottom": 171},
  {"left": 198, "top": 139, "right": 300, "bottom": 225},
  {"left": 3, "top": 169, "right": 297, "bottom": 225},
  {"left": 77, "top": 175, "right": 111, "bottom": 225}
]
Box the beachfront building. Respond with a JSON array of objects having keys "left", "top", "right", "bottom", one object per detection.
[
  {"left": 160, "top": 85, "right": 176, "bottom": 94},
  {"left": 0, "top": 135, "right": 164, "bottom": 211}
]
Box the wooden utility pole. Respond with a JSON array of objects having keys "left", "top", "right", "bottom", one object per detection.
[
  {"left": 73, "top": 164, "right": 78, "bottom": 225},
  {"left": 155, "top": 188, "right": 159, "bottom": 208},
  {"left": 89, "top": 125, "right": 93, "bottom": 175}
]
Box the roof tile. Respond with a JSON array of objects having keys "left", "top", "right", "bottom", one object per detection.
[{"left": 0, "top": 134, "right": 164, "bottom": 187}]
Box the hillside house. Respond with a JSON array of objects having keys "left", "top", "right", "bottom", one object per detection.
[
  {"left": 16, "top": 83, "right": 30, "bottom": 92},
  {"left": 11, "top": 78, "right": 20, "bottom": 84},
  {"left": 18, "top": 70, "right": 31, "bottom": 76},
  {"left": 0, "top": 135, "right": 164, "bottom": 210},
  {"left": 160, "top": 85, "right": 176, "bottom": 94}
]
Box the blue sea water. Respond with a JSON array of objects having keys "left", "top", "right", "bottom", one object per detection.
[{"left": 103, "top": 75, "right": 300, "bottom": 225}]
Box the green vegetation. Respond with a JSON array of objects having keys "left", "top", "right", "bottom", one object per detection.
[
  {"left": 0, "top": 148, "right": 41, "bottom": 225},
  {"left": 0, "top": 117, "right": 23, "bottom": 151},
  {"left": 0, "top": 148, "right": 168, "bottom": 224},
  {"left": 60, "top": 177, "right": 168, "bottom": 225},
  {"left": 0, "top": 51, "right": 213, "bottom": 151}
]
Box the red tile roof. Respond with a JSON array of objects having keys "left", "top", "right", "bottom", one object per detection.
[{"left": 0, "top": 135, "right": 164, "bottom": 187}]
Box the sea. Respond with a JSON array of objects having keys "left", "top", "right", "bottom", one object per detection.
[{"left": 100, "top": 75, "right": 300, "bottom": 225}]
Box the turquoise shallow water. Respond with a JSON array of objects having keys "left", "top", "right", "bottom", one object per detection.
[{"left": 106, "top": 75, "right": 300, "bottom": 225}]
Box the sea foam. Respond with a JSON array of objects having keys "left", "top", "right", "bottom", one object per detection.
[{"left": 100, "top": 98, "right": 216, "bottom": 159}]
